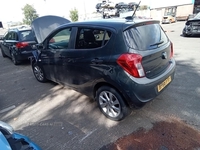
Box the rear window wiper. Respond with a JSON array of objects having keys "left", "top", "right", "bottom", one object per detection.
[{"left": 150, "top": 40, "right": 164, "bottom": 47}]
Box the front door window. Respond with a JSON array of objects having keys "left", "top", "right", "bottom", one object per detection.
[{"left": 48, "top": 28, "right": 72, "bottom": 49}]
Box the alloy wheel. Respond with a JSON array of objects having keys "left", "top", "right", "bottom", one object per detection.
[
  {"left": 98, "top": 91, "right": 121, "bottom": 118},
  {"left": 33, "top": 65, "right": 44, "bottom": 81},
  {"left": 11, "top": 52, "right": 18, "bottom": 65}
]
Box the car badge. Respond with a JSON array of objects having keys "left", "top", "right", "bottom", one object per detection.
[{"left": 162, "top": 52, "right": 167, "bottom": 59}]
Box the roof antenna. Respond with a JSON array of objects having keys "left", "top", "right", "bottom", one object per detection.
[
  {"left": 132, "top": 1, "right": 141, "bottom": 18},
  {"left": 125, "top": 1, "right": 141, "bottom": 20}
]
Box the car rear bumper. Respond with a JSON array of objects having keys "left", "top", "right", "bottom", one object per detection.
[
  {"left": 162, "top": 20, "right": 170, "bottom": 24},
  {"left": 15, "top": 51, "right": 34, "bottom": 61},
  {"left": 117, "top": 58, "right": 176, "bottom": 107},
  {"left": 183, "top": 30, "right": 200, "bottom": 35},
  {"left": 183, "top": 26, "right": 200, "bottom": 36},
  {"left": 162, "top": 19, "right": 171, "bottom": 24}
]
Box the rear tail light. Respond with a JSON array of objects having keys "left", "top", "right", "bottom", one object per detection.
[
  {"left": 16, "top": 42, "right": 29, "bottom": 49},
  {"left": 170, "top": 42, "right": 173, "bottom": 58},
  {"left": 117, "top": 53, "right": 145, "bottom": 78}
]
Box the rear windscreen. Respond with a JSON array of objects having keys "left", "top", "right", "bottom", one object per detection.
[
  {"left": 123, "top": 24, "right": 169, "bottom": 50},
  {"left": 19, "top": 30, "right": 34, "bottom": 41}
]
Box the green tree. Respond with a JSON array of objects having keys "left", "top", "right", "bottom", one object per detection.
[
  {"left": 22, "top": 4, "right": 39, "bottom": 25},
  {"left": 69, "top": 8, "right": 78, "bottom": 22}
]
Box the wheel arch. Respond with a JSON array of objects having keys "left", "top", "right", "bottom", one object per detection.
[
  {"left": 32, "top": 62, "right": 47, "bottom": 82},
  {"left": 93, "top": 82, "right": 130, "bottom": 107}
]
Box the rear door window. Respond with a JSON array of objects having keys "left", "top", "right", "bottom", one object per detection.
[
  {"left": 5, "top": 32, "right": 17, "bottom": 40},
  {"left": 123, "top": 24, "right": 169, "bottom": 50},
  {"left": 75, "top": 28, "right": 111, "bottom": 49},
  {"left": 4, "top": 32, "right": 10, "bottom": 40}
]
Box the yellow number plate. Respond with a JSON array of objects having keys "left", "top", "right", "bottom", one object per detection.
[{"left": 157, "top": 76, "right": 172, "bottom": 92}]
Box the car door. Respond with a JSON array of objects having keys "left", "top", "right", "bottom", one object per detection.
[
  {"left": 57, "top": 27, "right": 114, "bottom": 94},
  {"left": 2, "top": 31, "right": 18, "bottom": 57},
  {"left": 1, "top": 31, "right": 10, "bottom": 56},
  {"left": 39, "top": 27, "right": 73, "bottom": 82},
  {"left": 9, "top": 32, "right": 18, "bottom": 56}
]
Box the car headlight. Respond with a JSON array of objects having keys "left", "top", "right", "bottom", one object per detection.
[
  {"left": 185, "top": 23, "right": 191, "bottom": 29},
  {"left": 0, "top": 121, "right": 14, "bottom": 134},
  {"left": 186, "top": 22, "right": 190, "bottom": 25}
]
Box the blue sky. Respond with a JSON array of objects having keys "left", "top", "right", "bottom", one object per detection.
[{"left": 0, "top": 0, "right": 193, "bottom": 23}]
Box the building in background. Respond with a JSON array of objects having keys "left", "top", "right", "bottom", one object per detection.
[{"left": 150, "top": 0, "right": 200, "bottom": 21}]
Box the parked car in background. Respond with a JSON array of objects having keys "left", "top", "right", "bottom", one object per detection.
[
  {"left": 0, "top": 121, "right": 41, "bottom": 150},
  {"left": 115, "top": 2, "right": 128, "bottom": 9},
  {"left": 182, "top": 12, "right": 200, "bottom": 37},
  {"left": 31, "top": 15, "right": 176, "bottom": 121},
  {"left": 162, "top": 15, "right": 176, "bottom": 24},
  {"left": 0, "top": 27, "right": 36, "bottom": 65},
  {"left": 101, "top": 0, "right": 115, "bottom": 8},
  {"left": 128, "top": 2, "right": 138, "bottom": 10}
]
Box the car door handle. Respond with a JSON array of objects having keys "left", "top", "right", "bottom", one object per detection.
[{"left": 91, "top": 58, "right": 103, "bottom": 64}]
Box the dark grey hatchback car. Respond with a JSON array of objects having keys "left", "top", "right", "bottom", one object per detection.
[
  {"left": 31, "top": 16, "right": 176, "bottom": 121},
  {"left": 0, "top": 28, "right": 36, "bottom": 65}
]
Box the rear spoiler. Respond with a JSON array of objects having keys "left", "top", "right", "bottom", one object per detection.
[{"left": 123, "top": 20, "right": 160, "bottom": 31}]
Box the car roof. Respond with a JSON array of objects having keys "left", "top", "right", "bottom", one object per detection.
[
  {"left": 8, "top": 27, "right": 32, "bottom": 32},
  {"left": 60, "top": 18, "right": 159, "bottom": 31},
  {"left": 31, "top": 15, "right": 159, "bottom": 44}
]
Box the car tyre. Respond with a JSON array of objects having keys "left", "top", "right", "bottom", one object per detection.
[
  {"left": 11, "top": 51, "right": 20, "bottom": 65},
  {"left": 96, "top": 86, "right": 131, "bottom": 121},
  {"left": 32, "top": 63, "right": 47, "bottom": 83},
  {"left": 1, "top": 48, "right": 6, "bottom": 57},
  {"left": 182, "top": 32, "right": 189, "bottom": 37}
]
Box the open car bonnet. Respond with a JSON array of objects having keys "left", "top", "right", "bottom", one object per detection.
[{"left": 31, "top": 15, "right": 70, "bottom": 43}]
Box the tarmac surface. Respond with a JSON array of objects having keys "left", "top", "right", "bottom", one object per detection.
[{"left": 101, "top": 120, "right": 200, "bottom": 150}]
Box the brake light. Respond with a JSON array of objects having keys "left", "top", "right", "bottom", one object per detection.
[
  {"left": 117, "top": 54, "right": 145, "bottom": 78},
  {"left": 170, "top": 42, "right": 173, "bottom": 58},
  {"left": 16, "top": 42, "right": 29, "bottom": 48}
]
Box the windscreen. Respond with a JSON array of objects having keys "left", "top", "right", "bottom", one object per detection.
[
  {"left": 123, "top": 24, "right": 169, "bottom": 50},
  {"left": 194, "top": 12, "right": 200, "bottom": 19}
]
